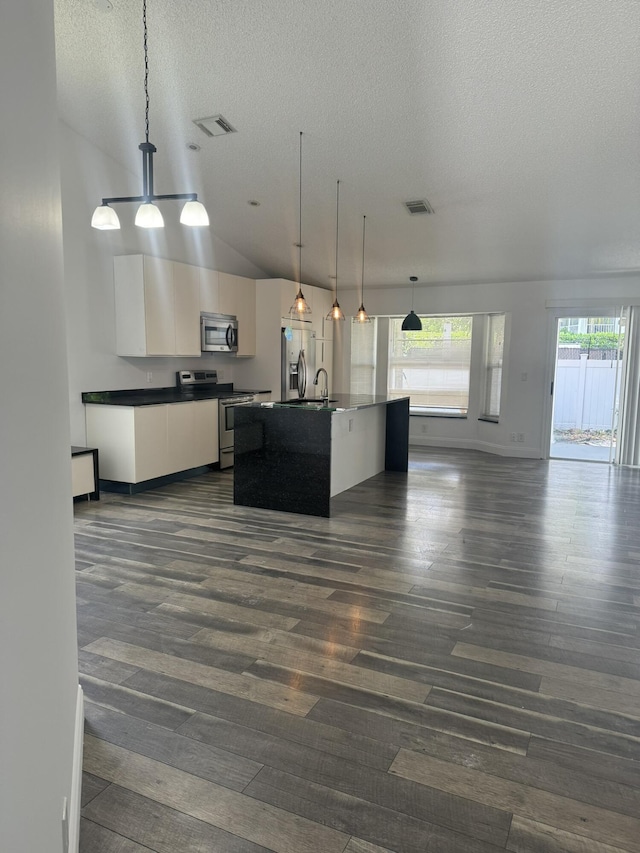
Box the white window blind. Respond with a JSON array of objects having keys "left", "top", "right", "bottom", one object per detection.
[
  {"left": 350, "top": 317, "right": 377, "bottom": 395},
  {"left": 483, "top": 313, "right": 505, "bottom": 419},
  {"left": 388, "top": 316, "right": 472, "bottom": 412}
]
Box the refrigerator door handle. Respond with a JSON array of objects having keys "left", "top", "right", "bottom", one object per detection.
[{"left": 299, "top": 349, "right": 306, "bottom": 397}]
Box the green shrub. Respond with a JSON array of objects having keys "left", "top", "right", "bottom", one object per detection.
[{"left": 558, "top": 330, "right": 621, "bottom": 350}]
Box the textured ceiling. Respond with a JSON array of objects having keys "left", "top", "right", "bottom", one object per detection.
[{"left": 54, "top": 0, "right": 640, "bottom": 290}]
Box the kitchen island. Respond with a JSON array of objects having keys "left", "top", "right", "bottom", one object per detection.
[{"left": 234, "top": 395, "right": 409, "bottom": 517}]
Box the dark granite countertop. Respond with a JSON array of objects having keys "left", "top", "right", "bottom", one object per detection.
[
  {"left": 266, "top": 394, "right": 410, "bottom": 412},
  {"left": 82, "top": 385, "right": 270, "bottom": 406}
]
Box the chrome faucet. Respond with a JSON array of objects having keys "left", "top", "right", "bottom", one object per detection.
[{"left": 313, "top": 367, "right": 329, "bottom": 402}]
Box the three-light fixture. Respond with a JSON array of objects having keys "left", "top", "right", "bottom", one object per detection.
[
  {"left": 91, "top": 0, "right": 209, "bottom": 231},
  {"left": 354, "top": 215, "right": 371, "bottom": 323},
  {"left": 327, "top": 180, "right": 345, "bottom": 321},
  {"left": 289, "top": 131, "right": 311, "bottom": 316}
]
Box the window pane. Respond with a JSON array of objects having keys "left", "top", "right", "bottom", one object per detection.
[
  {"left": 483, "top": 313, "right": 505, "bottom": 418},
  {"left": 388, "top": 316, "right": 472, "bottom": 412},
  {"left": 350, "top": 317, "right": 377, "bottom": 395}
]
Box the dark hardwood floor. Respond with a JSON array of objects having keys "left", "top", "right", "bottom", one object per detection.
[{"left": 74, "top": 448, "right": 640, "bottom": 852}]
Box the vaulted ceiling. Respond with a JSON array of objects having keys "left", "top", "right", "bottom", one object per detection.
[{"left": 54, "top": 0, "right": 640, "bottom": 290}]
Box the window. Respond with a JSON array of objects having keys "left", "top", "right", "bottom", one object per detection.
[
  {"left": 482, "top": 313, "right": 505, "bottom": 420},
  {"left": 350, "top": 317, "right": 377, "bottom": 395},
  {"left": 387, "top": 316, "right": 473, "bottom": 414}
]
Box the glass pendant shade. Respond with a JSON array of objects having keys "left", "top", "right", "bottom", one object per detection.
[
  {"left": 327, "top": 299, "right": 345, "bottom": 321},
  {"left": 356, "top": 303, "right": 371, "bottom": 323},
  {"left": 135, "top": 202, "right": 165, "bottom": 228},
  {"left": 180, "top": 200, "right": 209, "bottom": 226},
  {"left": 91, "top": 204, "right": 121, "bottom": 230},
  {"left": 402, "top": 310, "right": 422, "bottom": 331},
  {"left": 289, "top": 287, "right": 311, "bottom": 315}
]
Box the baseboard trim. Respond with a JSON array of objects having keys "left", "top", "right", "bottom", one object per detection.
[
  {"left": 68, "top": 685, "right": 84, "bottom": 853},
  {"left": 409, "top": 437, "right": 542, "bottom": 459}
]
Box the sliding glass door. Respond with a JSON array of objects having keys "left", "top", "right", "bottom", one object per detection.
[{"left": 549, "top": 313, "right": 624, "bottom": 462}]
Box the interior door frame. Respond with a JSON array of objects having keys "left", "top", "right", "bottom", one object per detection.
[{"left": 542, "top": 304, "right": 624, "bottom": 461}]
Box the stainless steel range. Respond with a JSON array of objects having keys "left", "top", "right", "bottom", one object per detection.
[{"left": 176, "top": 370, "right": 256, "bottom": 469}]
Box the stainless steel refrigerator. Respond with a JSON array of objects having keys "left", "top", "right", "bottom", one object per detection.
[{"left": 281, "top": 322, "right": 317, "bottom": 400}]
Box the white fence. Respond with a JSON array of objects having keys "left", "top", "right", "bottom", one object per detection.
[{"left": 554, "top": 354, "right": 619, "bottom": 430}]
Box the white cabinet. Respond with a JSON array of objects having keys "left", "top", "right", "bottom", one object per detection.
[
  {"left": 199, "top": 268, "right": 219, "bottom": 314},
  {"left": 167, "top": 399, "right": 219, "bottom": 472},
  {"left": 86, "top": 400, "right": 219, "bottom": 484},
  {"left": 174, "top": 262, "right": 201, "bottom": 355},
  {"left": 193, "top": 399, "right": 219, "bottom": 464},
  {"left": 134, "top": 405, "right": 170, "bottom": 481},
  {"left": 219, "top": 272, "right": 256, "bottom": 357},
  {"left": 71, "top": 453, "right": 96, "bottom": 498},
  {"left": 167, "top": 401, "right": 195, "bottom": 475},
  {"left": 142, "top": 257, "right": 174, "bottom": 355},
  {"left": 85, "top": 403, "right": 168, "bottom": 482},
  {"left": 114, "top": 255, "right": 200, "bottom": 357}
]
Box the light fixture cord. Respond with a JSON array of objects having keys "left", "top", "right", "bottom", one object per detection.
[
  {"left": 143, "top": 0, "right": 150, "bottom": 143},
  {"left": 361, "top": 215, "right": 366, "bottom": 304},
  {"left": 298, "top": 131, "right": 303, "bottom": 285},
  {"left": 335, "top": 180, "right": 340, "bottom": 300}
]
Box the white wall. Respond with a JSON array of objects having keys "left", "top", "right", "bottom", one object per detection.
[
  {"left": 0, "top": 3, "right": 79, "bottom": 851},
  {"left": 59, "top": 122, "right": 268, "bottom": 443},
  {"left": 334, "top": 277, "right": 640, "bottom": 458}
]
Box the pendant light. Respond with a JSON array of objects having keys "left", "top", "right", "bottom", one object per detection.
[
  {"left": 289, "top": 131, "right": 311, "bottom": 316},
  {"left": 327, "top": 179, "right": 345, "bottom": 321},
  {"left": 401, "top": 276, "right": 422, "bottom": 331},
  {"left": 354, "top": 215, "right": 371, "bottom": 323},
  {"left": 91, "top": 0, "right": 209, "bottom": 230}
]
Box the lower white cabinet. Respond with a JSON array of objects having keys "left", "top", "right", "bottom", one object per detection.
[
  {"left": 191, "top": 400, "right": 219, "bottom": 467},
  {"left": 86, "top": 400, "right": 219, "bottom": 484}
]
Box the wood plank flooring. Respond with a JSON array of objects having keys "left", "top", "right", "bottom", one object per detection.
[{"left": 75, "top": 448, "right": 640, "bottom": 852}]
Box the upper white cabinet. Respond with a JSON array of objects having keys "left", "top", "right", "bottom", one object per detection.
[
  {"left": 114, "top": 256, "right": 257, "bottom": 358},
  {"left": 199, "top": 268, "right": 220, "bottom": 314},
  {"left": 218, "top": 272, "right": 256, "bottom": 357},
  {"left": 174, "top": 262, "right": 201, "bottom": 355},
  {"left": 114, "top": 255, "right": 200, "bottom": 356}
]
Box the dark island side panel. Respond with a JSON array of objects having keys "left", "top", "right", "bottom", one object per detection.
[
  {"left": 234, "top": 406, "right": 332, "bottom": 517},
  {"left": 385, "top": 398, "right": 410, "bottom": 472}
]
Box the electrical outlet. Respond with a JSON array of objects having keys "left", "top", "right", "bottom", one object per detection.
[
  {"left": 517, "top": 433, "right": 525, "bottom": 443},
  {"left": 146, "top": 371, "right": 153, "bottom": 383},
  {"left": 348, "top": 419, "right": 354, "bottom": 432},
  {"left": 510, "top": 432, "right": 517, "bottom": 442}
]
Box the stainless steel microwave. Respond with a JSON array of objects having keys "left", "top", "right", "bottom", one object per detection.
[{"left": 200, "top": 312, "right": 238, "bottom": 352}]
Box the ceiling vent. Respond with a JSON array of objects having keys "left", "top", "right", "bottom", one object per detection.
[
  {"left": 193, "top": 115, "right": 237, "bottom": 138},
  {"left": 404, "top": 199, "right": 434, "bottom": 215}
]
